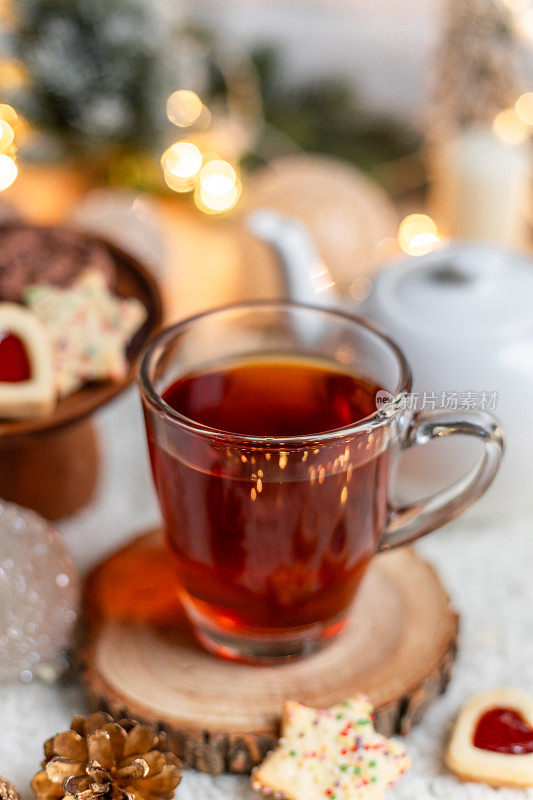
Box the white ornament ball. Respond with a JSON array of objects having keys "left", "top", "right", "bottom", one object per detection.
[
  {"left": 244, "top": 154, "right": 399, "bottom": 296},
  {"left": 0, "top": 501, "right": 79, "bottom": 682}
]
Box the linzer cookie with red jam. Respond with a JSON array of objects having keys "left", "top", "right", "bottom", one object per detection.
[
  {"left": 25, "top": 269, "right": 147, "bottom": 397},
  {"left": 0, "top": 226, "right": 115, "bottom": 302},
  {"left": 0, "top": 304, "right": 55, "bottom": 419},
  {"left": 446, "top": 688, "right": 533, "bottom": 787},
  {"left": 252, "top": 695, "right": 409, "bottom": 800}
]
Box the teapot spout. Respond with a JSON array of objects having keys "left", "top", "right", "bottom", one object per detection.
[{"left": 246, "top": 209, "right": 336, "bottom": 306}]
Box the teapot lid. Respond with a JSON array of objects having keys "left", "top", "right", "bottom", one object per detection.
[{"left": 371, "top": 243, "right": 533, "bottom": 341}]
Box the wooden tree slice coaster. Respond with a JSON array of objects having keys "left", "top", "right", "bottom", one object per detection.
[{"left": 82, "top": 531, "right": 458, "bottom": 775}]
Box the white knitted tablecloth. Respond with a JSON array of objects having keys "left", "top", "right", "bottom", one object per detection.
[{"left": 1, "top": 387, "right": 532, "bottom": 800}]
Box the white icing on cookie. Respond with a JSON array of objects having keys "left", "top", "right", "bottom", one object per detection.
[
  {"left": 252, "top": 695, "right": 409, "bottom": 800},
  {"left": 446, "top": 688, "right": 533, "bottom": 787},
  {"left": 25, "top": 270, "right": 146, "bottom": 396},
  {"left": 0, "top": 303, "right": 55, "bottom": 419}
]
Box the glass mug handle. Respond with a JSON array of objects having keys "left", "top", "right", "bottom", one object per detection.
[{"left": 380, "top": 409, "right": 504, "bottom": 550}]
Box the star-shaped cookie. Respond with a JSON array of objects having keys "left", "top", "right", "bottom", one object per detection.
[
  {"left": 25, "top": 270, "right": 146, "bottom": 396},
  {"left": 252, "top": 695, "right": 409, "bottom": 800}
]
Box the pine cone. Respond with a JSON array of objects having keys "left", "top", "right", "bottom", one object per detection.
[{"left": 32, "top": 712, "right": 181, "bottom": 800}]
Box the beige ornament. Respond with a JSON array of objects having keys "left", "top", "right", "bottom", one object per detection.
[{"left": 244, "top": 155, "right": 398, "bottom": 295}]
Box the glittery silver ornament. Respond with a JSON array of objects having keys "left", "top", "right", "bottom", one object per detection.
[{"left": 0, "top": 501, "right": 79, "bottom": 682}]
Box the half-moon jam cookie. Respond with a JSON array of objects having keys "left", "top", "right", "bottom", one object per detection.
[
  {"left": 446, "top": 688, "right": 533, "bottom": 787},
  {"left": 0, "top": 303, "right": 55, "bottom": 419},
  {"left": 0, "top": 331, "right": 31, "bottom": 383}
]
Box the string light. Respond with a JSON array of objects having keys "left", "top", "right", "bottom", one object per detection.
[
  {"left": 0, "top": 120, "right": 14, "bottom": 151},
  {"left": 504, "top": 0, "right": 533, "bottom": 43},
  {"left": 493, "top": 107, "right": 530, "bottom": 144},
  {"left": 194, "top": 159, "right": 241, "bottom": 214},
  {"left": 516, "top": 6, "right": 533, "bottom": 38},
  {"left": 503, "top": 0, "right": 529, "bottom": 11},
  {"left": 194, "top": 159, "right": 241, "bottom": 213},
  {"left": 161, "top": 141, "right": 203, "bottom": 192},
  {"left": 196, "top": 182, "right": 241, "bottom": 213},
  {"left": 167, "top": 90, "right": 203, "bottom": 128},
  {"left": 199, "top": 160, "right": 236, "bottom": 195},
  {"left": 0, "top": 104, "right": 21, "bottom": 190},
  {"left": 398, "top": 214, "right": 440, "bottom": 256},
  {"left": 0, "top": 60, "right": 26, "bottom": 90},
  {"left": 0, "top": 104, "right": 18, "bottom": 126},
  {"left": 161, "top": 78, "right": 245, "bottom": 213},
  {"left": 163, "top": 142, "right": 203, "bottom": 178},
  {"left": 515, "top": 92, "right": 533, "bottom": 124},
  {"left": 0, "top": 154, "right": 17, "bottom": 191}
]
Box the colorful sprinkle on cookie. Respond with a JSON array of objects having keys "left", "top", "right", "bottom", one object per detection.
[
  {"left": 25, "top": 269, "right": 146, "bottom": 396},
  {"left": 251, "top": 695, "right": 409, "bottom": 800}
]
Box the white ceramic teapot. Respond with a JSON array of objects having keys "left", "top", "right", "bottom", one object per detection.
[
  {"left": 363, "top": 244, "right": 533, "bottom": 513},
  {"left": 249, "top": 210, "right": 533, "bottom": 513}
]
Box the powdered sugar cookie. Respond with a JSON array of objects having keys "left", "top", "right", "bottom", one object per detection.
[
  {"left": 252, "top": 695, "right": 409, "bottom": 800},
  {"left": 25, "top": 270, "right": 146, "bottom": 396}
]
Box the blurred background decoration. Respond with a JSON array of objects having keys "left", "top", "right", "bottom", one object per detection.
[
  {"left": 428, "top": 0, "right": 532, "bottom": 248},
  {"left": 3, "top": 5, "right": 533, "bottom": 796},
  {"left": 0, "top": 0, "right": 533, "bottom": 298},
  {"left": 0, "top": 0, "right": 422, "bottom": 215},
  {"left": 4, "top": 0, "right": 181, "bottom": 160},
  {"left": 0, "top": 0, "right": 263, "bottom": 211}
]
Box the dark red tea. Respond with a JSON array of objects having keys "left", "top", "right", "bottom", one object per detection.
[{"left": 146, "top": 357, "right": 390, "bottom": 639}]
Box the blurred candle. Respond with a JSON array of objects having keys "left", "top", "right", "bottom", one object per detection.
[{"left": 429, "top": 126, "right": 531, "bottom": 249}]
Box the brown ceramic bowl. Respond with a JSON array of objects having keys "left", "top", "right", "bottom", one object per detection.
[{"left": 0, "top": 223, "right": 163, "bottom": 518}]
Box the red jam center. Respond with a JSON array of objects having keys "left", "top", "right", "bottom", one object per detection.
[
  {"left": 474, "top": 707, "right": 533, "bottom": 754},
  {"left": 0, "top": 331, "right": 31, "bottom": 382}
]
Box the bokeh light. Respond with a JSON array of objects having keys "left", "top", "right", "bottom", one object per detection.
[
  {"left": 167, "top": 90, "right": 203, "bottom": 128},
  {"left": 195, "top": 181, "right": 242, "bottom": 214},
  {"left": 0, "top": 61, "right": 26, "bottom": 90},
  {"left": 517, "top": 7, "right": 533, "bottom": 39},
  {"left": 161, "top": 142, "right": 203, "bottom": 192},
  {"left": 503, "top": 0, "right": 529, "bottom": 10},
  {"left": 162, "top": 142, "right": 203, "bottom": 178},
  {"left": 0, "top": 120, "right": 14, "bottom": 151},
  {"left": 195, "top": 159, "right": 241, "bottom": 213},
  {"left": 0, "top": 104, "right": 18, "bottom": 126},
  {"left": 0, "top": 155, "right": 18, "bottom": 191},
  {"left": 398, "top": 214, "right": 440, "bottom": 256},
  {"left": 199, "top": 160, "right": 236, "bottom": 194},
  {"left": 493, "top": 108, "right": 530, "bottom": 144},
  {"left": 515, "top": 92, "right": 533, "bottom": 125}
]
